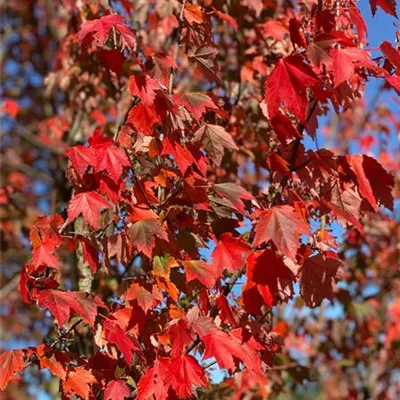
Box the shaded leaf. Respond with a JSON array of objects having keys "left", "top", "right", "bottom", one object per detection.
[
  {"left": 254, "top": 205, "right": 311, "bottom": 261},
  {"left": 194, "top": 124, "right": 238, "bottom": 166}
]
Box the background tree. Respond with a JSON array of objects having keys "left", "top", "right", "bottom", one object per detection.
[{"left": 0, "top": 0, "right": 399, "bottom": 399}]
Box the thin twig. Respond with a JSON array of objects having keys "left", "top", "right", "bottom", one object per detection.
[
  {"left": 133, "top": 175, "right": 154, "bottom": 209},
  {"left": 1, "top": 159, "right": 55, "bottom": 185},
  {"left": 277, "top": 100, "right": 318, "bottom": 194},
  {"left": 14, "top": 123, "right": 64, "bottom": 155},
  {"left": 268, "top": 362, "right": 302, "bottom": 371},
  {"left": 51, "top": 319, "right": 83, "bottom": 348},
  {"left": 0, "top": 274, "right": 20, "bottom": 301}
]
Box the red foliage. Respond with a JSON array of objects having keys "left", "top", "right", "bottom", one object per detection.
[{"left": 1, "top": 0, "right": 399, "bottom": 399}]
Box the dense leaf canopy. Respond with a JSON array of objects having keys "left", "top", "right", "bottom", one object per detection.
[{"left": 0, "top": 0, "right": 399, "bottom": 399}]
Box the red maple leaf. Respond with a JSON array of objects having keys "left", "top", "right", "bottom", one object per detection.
[
  {"left": 213, "top": 183, "right": 254, "bottom": 214},
  {"left": 194, "top": 317, "right": 261, "bottom": 372},
  {"left": 126, "top": 283, "right": 163, "bottom": 313},
  {"left": 369, "top": 0, "right": 398, "bottom": 17},
  {"left": 212, "top": 233, "right": 251, "bottom": 274},
  {"left": 175, "top": 92, "right": 217, "bottom": 120},
  {"left": 0, "top": 350, "right": 24, "bottom": 390},
  {"left": 66, "top": 146, "right": 96, "bottom": 177},
  {"left": 136, "top": 360, "right": 169, "bottom": 400},
  {"left": 102, "top": 318, "right": 141, "bottom": 364},
  {"left": 182, "top": 260, "right": 217, "bottom": 289},
  {"left": 78, "top": 15, "right": 136, "bottom": 51},
  {"left": 32, "top": 242, "right": 60, "bottom": 270},
  {"left": 265, "top": 54, "right": 319, "bottom": 122},
  {"left": 63, "top": 367, "right": 97, "bottom": 400},
  {"left": 94, "top": 145, "right": 130, "bottom": 183},
  {"left": 169, "top": 319, "right": 193, "bottom": 358},
  {"left": 330, "top": 48, "right": 370, "bottom": 87},
  {"left": 36, "top": 344, "right": 68, "bottom": 381},
  {"left": 67, "top": 191, "right": 110, "bottom": 229},
  {"left": 194, "top": 124, "right": 238, "bottom": 166},
  {"left": 128, "top": 208, "right": 168, "bottom": 258},
  {"left": 254, "top": 205, "right": 311, "bottom": 261},
  {"left": 299, "top": 251, "right": 344, "bottom": 307},
  {"left": 168, "top": 354, "right": 208, "bottom": 398},
  {"left": 104, "top": 380, "right": 131, "bottom": 400},
  {"left": 127, "top": 102, "right": 161, "bottom": 135},
  {"left": 243, "top": 250, "right": 295, "bottom": 313},
  {"left": 1, "top": 99, "right": 20, "bottom": 118},
  {"left": 346, "top": 154, "right": 394, "bottom": 211},
  {"left": 129, "top": 74, "right": 160, "bottom": 105},
  {"left": 37, "top": 290, "right": 105, "bottom": 326},
  {"left": 148, "top": 53, "right": 177, "bottom": 86},
  {"left": 381, "top": 41, "right": 400, "bottom": 71}
]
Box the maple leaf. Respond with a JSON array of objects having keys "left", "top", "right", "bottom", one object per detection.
[
  {"left": 386, "top": 75, "right": 400, "bottom": 93},
  {"left": 63, "top": 367, "right": 97, "bottom": 400},
  {"left": 299, "top": 251, "right": 344, "bottom": 307},
  {"left": 169, "top": 319, "right": 193, "bottom": 358},
  {"left": 269, "top": 111, "right": 301, "bottom": 142},
  {"left": 289, "top": 18, "right": 307, "bottom": 48},
  {"left": 67, "top": 191, "right": 110, "bottom": 230},
  {"left": 97, "top": 49, "right": 125, "bottom": 75},
  {"left": 212, "top": 233, "right": 251, "bottom": 274},
  {"left": 81, "top": 239, "right": 99, "bottom": 274},
  {"left": 148, "top": 53, "right": 177, "bottom": 86},
  {"left": 168, "top": 354, "right": 207, "bottom": 398},
  {"left": 188, "top": 46, "right": 221, "bottom": 82},
  {"left": 36, "top": 344, "right": 68, "bottom": 381},
  {"left": 182, "top": 260, "right": 217, "bottom": 289},
  {"left": 129, "top": 75, "right": 160, "bottom": 105},
  {"left": 243, "top": 250, "right": 295, "bottom": 312},
  {"left": 0, "top": 349, "right": 24, "bottom": 390},
  {"left": 175, "top": 92, "right": 217, "bottom": 120},
  {"left": 369, "top": 0, "right": 398, "bottom": 17},
  {"left": 127, "top": 102, "right": 160, "bottom": 135},
  {"left": 78, "top": 15, "right": 136, "bottom": 50},
  {"left": 30, "top": 214, "right": 64, "bottom": 249},
  {"left": 184, "top": 3, "right": 204, "bottom": 25},
  {"left": 37, "top": 290, "right": 105, "bottom": 326},
  {"left": 381, "top": 41, "right": 400, "bottom": 71},
  {"left": 126, "top": 283, "right": 163, "bottom": 313},
  {"left": 152, "top": 254, "right": 179, "bottom": 279},
  {"left": 162, "top": 139, "right": 208, "bottom": 176},
  {"left": 216, "top": 295, "right": 236, "bottom": 325},
  {"left": 194, "top": 123, "right": 238, "bottom": 165},
  {"left": 95, "top": 145, "right": 130, "bottom": 183},
  {"left": 213, "top": 183, "right": 254, "bottom": 214},
  {"left": 194, "top": 317, "right": 261, "bottom": 372},
  {"left": 330, "top": 48, "right": 370, "bottom": 87},
  {"left": 346, "top": 154, "right": 394, "bottom": 211},
  {"left": 32, "top": 242, "right": 59, "bottom": 270},
  {"left": 254, "top": 205, "right": 311, "bottom": 261},
  {"left": 265, "top": 54, "right": 319, "bottom": 122},
  {"left": 128, "top": 210, "right": 168, "bottom": 258},
  {"left": 213, "top": 8, "right": 238, "bottom": 31},
  {"left": 103, "top": 319, "right": 140, "bottom": 364},
  {"left": 104, "top": 380, "right": 131, "bottom": 400},
  {"left": 137, "top": 361, "right": 169, "bottom": 400},
  {"left": 321, "top": 199, "right": 364, "bottom": 234},
  {"left": 66, "top": 146, "right": 96, "bottom": 176}
]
